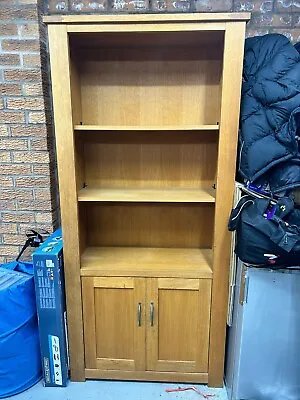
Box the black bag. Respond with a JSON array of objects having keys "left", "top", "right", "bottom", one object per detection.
[{"left": 228, "top": 195, "right": 300, "bottom": 267}]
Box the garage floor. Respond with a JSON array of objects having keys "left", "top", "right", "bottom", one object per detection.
[{"left": 10, "top": 381, "right": 228, "bottom": 400}]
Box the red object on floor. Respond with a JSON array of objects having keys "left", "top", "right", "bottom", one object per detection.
[{"left": 165, "top": 386, "right": 216, "bottom": 398}]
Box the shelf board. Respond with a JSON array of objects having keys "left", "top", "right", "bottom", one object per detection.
[
  {"left": 44, "top": 13, "right": 251, "bottom": 24},
  {"left": 80, "top": 247, "right": 213, "bottom": 279},
  {"left": 78, "top": 187, "right": 216, "bottom": 203},
  {"left": 74, "top": 125, "right": 219, "bottom": 131}
]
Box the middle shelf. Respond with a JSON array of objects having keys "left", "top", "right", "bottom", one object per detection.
[
  {"left": 74, "top": 124, "right": 220, "bottom": 131},
  {"left": 78, "top": 187, "right": 216, "bottom": 203},
  {"left": 80, "top": 246, "right": 213, "bottom": 278}
]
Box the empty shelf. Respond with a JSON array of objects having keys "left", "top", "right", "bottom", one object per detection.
[
  {"left": 74, "top": 124, "right": 219, "bottom": 131},
  {"left": 78, "top": 187, "right": 216, "bottom": 203},
  {"left": 80, "top": 247, "right": 213, "bottom": 278}
]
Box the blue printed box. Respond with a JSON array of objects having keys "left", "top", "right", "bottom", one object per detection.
[{"left": 32, "top": 229, "right": 69, "bottom": 387}]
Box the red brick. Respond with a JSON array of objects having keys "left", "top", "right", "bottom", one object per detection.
[
  {"left": 47, "top": 0, "right": 69, "bottom": 12},
  {"left": 111, "top": 0, "right": 149, "bottom": 10},
  {"left": 34, "top": 189, "right": 53, "bottom": 201},
  {"left": 13, "top": 151, "right": 50, "bottom": 163},
  {"left": 0, "top": 200, "right": 16, "bottom": 210},
  {"left": 28, "top": 111, "right": 46, "bottom": 123},
  {"left": 0, "top": 7, "right": 38, "bottom": 22},
  {"left": 0, "top": 223, "right": 18, "bottom": 234},
  {"left": 0, "top": 126, "right": 9, "bottom": 136},
  {"left": 30, "top": 138, "right": 48, "bottom": 150},
  {"left": 252, "top": 0, "right": 272, "bottom": 12},
  {"left": 0, "top": 245, "right": 19, "bottom": 257},
  {"left": 0, "top": 152, "right": 12, "bottom": 162},
  {"left": 0, "top": 176, "right": 13, "bottom": 186},
  {"left": 0, "top": 84, "right": 22, "bottom": 96},
  {"left": 246, "top": 28, "right": 270, "bottom": 38},
  {"left": 195, "top": 0, "right": 232, "bottom": 11},
  {"left": 17, "top": 200, "right": 53, "bottom": 211},
  {"left": 22, "top": 54, "right": 41, "bottom": 68},
  {"left": 233, "top": 1, "right": 252, "bottom": 11},
  {"left": 1, "top": 212, "right": 35, "bottom": 223},
  {"left": 19, "top": 23, "right": 39, "bottom": 37},
  {"left": 2, "top": 39, "right": 39, "bottom": 52},
  {"left": 274, "top": 0, "right": 292, "bottom": 12},
  {"left": 1, "top": 189, "right": 33, "bottom": 200},
  {"left": 2, "top": 234, "right": 25, "bottom": 245},
  {"left": 0, "top": 110, "right": 25, "bottom": 123},
  {"left": 0, "top": 23, "right": 18, "bottom": 36},
  {"left": 11, "top": 124, "right": 47, "bottom": 137},
  {"left": 5, "top": 255, "right": 19, "bottom": 262},
  {"left": 19, "top": 223, "right": 53, "bottom": 235},
  {"left": 0, "top": 54, "right": 20, "bottom": 66},
  {"left": 234, "top": 0, "right": 272, "bottom": 11},
  {"left": 0, "top": 138, "right": 28, "bottom": 150},
  {"left": 7, "top": 97, "right": 44, "bottom": 110},
  {"left": 152, "top": 0, "right": 190, "bottom": 10},
  {"left": 35, "top": 212, "right": 54, "bottom": 223},
  {"left": 0, "top": 1, "right": 19, "bottom": 6},
  {"left": 15, "top": 176, "right": 50, "bottom": 187},
  {"left": 5, "top": 69, "right": 41, "bottom": 82},
  {"left": 23, "top": 83, "right": 43, "bottom": 96},
  {"left": 70, "top": 0, "right": 107, "bottom": 11},
  {"left": 271, "top": 28, "right": 294, "bottom": 41},
  {"left": 19, "top": 0, "right": 38, "bottom": 4},
  {"left": 32, "top": 164, "right": 51, "bottom": 175},
  {"left": 292, "top": 14, "right": 300, "bottom": 27},
  {"left": 276, "top": 14, "right": 293, "bottom": 26},
  {"left": 250, "top": 13, "right": 292, "bottom": 27},
  {"left": 0, "top": 164, "right": 32, "bottom": 175},
  {"left": 292, "top": 29, "right": 300, "bottom": 42}
]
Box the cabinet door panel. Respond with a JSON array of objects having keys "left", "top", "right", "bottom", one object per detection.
[
  {"left": 146, "top": 278, "right": 211, "bottom": 373},
  {"left": 82, "top": 277, "right": 146, "bottom": 371}
]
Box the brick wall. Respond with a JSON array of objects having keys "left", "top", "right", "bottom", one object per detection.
[
  {"left": 47, "top": 0, "right": 300, "bottom": 42},
  {"left": 0, "top": 0, "right": 59, "bottom": 262}
]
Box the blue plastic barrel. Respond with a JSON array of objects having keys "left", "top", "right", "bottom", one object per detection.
[{"left": 0, "top": 264, "right": 42, "bottom": 398}]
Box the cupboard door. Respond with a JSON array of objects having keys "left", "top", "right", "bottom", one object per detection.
[
  {"left": 146, "top": 278, "right": 211, "bottom": 373},
  {"left": 82, "top": 277, "right": 146, "bottom": 371}
]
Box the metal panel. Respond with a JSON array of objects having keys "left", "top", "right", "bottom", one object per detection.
[{"left": 226, "top": 261, "right": 300, "bottom": 400}]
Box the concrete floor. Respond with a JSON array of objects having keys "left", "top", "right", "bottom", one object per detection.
[{"left": 9, "top": 380, "right": 228, "bottom": 400}]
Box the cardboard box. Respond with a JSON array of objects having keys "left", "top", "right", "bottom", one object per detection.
[{"left": 32, "top": 229, "right": 69, "bottom": 387}]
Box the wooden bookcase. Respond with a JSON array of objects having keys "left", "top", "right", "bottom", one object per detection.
[{"left": 45, "top": 13, "right": 249, "bottom": 387}]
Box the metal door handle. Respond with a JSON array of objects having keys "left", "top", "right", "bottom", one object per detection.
[
  {"left": 137, "top": 302, "right": 142, "bottom": 327},
  {"left": 150, "top": 301, "right": 154, "bottom": 327}
]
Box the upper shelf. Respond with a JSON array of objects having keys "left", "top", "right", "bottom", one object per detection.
[
  {"left": 74, "top": 125, "right": 219, "bottom": 131},
  {"left": 78, "top": 187, "right": 216, "bottom": 203}
]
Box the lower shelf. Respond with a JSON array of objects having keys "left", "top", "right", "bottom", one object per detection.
[
  {"left": 85, "top": 369, "right": 208, "bottom": 383},
  {"left": 80, "top": 247, "right": 213, "bottom": 278}
]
